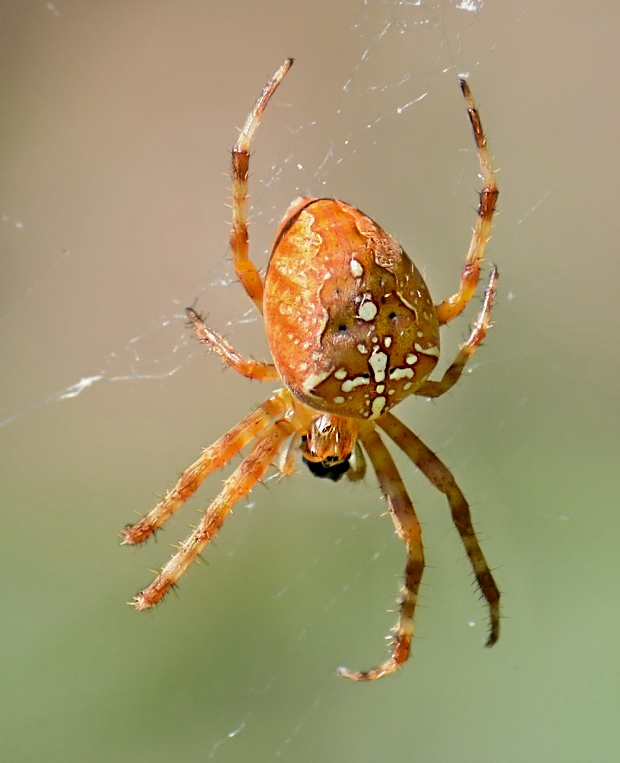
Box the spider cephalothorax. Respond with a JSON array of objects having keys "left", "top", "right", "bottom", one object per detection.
[{"left": 122, "top": 59, "right": 501, "bottom": 681}]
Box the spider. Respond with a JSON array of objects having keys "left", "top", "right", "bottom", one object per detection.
[{"left": 122, "top": 58, "right": 500, "bottom": 681}]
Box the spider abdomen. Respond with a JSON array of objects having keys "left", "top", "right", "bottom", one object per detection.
[{"left": 263, "top": 197, "right": 440, "bottom": 419}]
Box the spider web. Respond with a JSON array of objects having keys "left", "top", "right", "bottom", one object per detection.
[
  {"left": 7, "top": 2, "right": 616, "bottom": 763},
  {"left": 0, "top": 0, "right": 493, "bottom": 430},
  {"left": 0, "top": 2, "right": 512, "bottom": 760},
  {"left": 1, "top": 0, "right": 489, "bottom": 418}
]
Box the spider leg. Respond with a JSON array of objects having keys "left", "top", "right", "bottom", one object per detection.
[
  {"left": 378, "top": 413, "right": 500, "bottom": 646},
  {"left": 415, "top": 266, "right": 497, "bottom": 398},
  {"left": 276, "top": 432, "right": 303, "bottom": 477},
  {"left": 187, "top": 307, "right": 279, "bottom": 381},
  {"left": 132, "top": 417, "right": 295, "bottom": 610},
  {"left": 122, "top": 390, "right": 290, "bottom": 545},
  {"left": 338, "top": 425, "right": 424, "bottom": 681},
  {"left": 346, "top": 442, "right": 367, "bottom": 482},
  {"left": 230, "top": 58, "right": 293, "bottom": 314},
  {"left": 435, "top": 79, "right": 498, "bottom": 326}
]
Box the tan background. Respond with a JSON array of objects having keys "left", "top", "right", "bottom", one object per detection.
[{"left": 1, "top": 1, "right": 618, "bottom": 761}]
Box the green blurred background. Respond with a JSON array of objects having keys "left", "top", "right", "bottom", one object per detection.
[{"left": 1, "top": 1, "right": 618, "bottom": 761}]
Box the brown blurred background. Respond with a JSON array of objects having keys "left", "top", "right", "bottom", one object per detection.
[{"left": 1, "top": 2, "right": 618, "bottom": 761}]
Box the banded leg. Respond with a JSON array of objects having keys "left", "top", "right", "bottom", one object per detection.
[
  {"left": 187, "top": 307, "right": 279, "bottom": 381},
  {"left": 338, "top": 425, "right": 425, "bottom": 681},
  {"left": 415, "top": 266, "right": 498, "bottom": 399},
  {"left": 230, "top": 58, "right": 293, "bottom": 314},
  {"left": 132, "top": 417, "right": 295, "bottom": 610},
  {"left": 435, "top": 79, "right": 498, "bottom": 326},
  {"left": 121, "top": 390, "right": 290, "bottom": 545},
  {"left": 378, "top": 413, "right": 500, "bottom": 646}
]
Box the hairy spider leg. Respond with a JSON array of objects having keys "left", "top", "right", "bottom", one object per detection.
[
  {"left": 338, "top": 424, "right": 425, "bottom": 681},
  {"left": 416, "top": 265, "right": 498, "bottom": 398},
  {"left": 435, "top": 79, "right": 499, "bottom": 326},
  {"left": 230, "top": 58, "right": 294, "bottom": 314},
  {"left": 122, "top": 391, "right": 289, "bottom": 545},
  {"left": 132, "top": 417, "right": 295, "bottom": 610},
  {"left": 378, "top": 413, "right": 500, "bottom": 646},
  {"left": 187, "top": 307, "right": 279, "bottom": 381}
]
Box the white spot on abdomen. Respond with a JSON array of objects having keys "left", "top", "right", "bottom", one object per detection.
[
  {"left": 414, "top": 342, "right": 439, "bottom": 357},
  {"left": 368, "top": 349, "right": 388, "bottom": 382},
  {"left": 358, "top": 294, "right": 378, "bottom": 321},
  {"left": 350, "top": 259, "right": 363, "bottom": 278},
  {"left": 302, "top": 367, "right": 334, "bottom": 394},
  {"left": 370, "top": 396, "right": 386, "bottom": 418},
  {"left": 389, "top": 367, "right": 414, "bottom": 381},
  {"left": 341, "top": 376, "right": 370, "bottom": 392}
]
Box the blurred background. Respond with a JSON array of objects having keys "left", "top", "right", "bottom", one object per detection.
[{"left": 1, "top": 1, "right": 618, "bottom": 761}]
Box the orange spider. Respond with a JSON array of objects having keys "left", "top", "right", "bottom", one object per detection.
[{"left": 122, "top": 58, "right": 500, "bottom": 681}]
